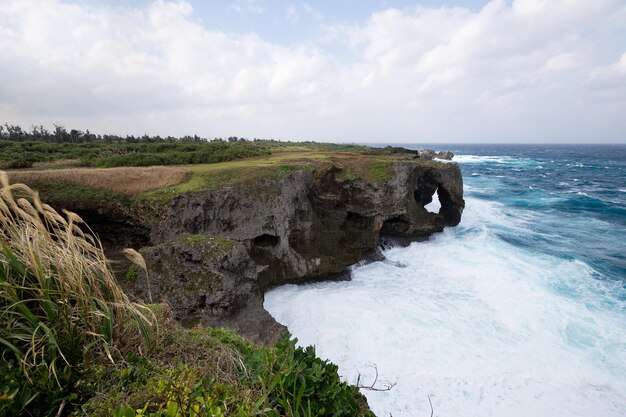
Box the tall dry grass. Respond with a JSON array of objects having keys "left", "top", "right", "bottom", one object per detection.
[
  {"left": 0, "top": 171, "right": 154, "bottom": 390},
  {"left": 8, "top": 166, "right": 190, "bottom": 195}
]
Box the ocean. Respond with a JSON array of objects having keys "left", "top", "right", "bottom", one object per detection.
[{"left": 264, "top": 144, "right": 626, "bottom": 417}]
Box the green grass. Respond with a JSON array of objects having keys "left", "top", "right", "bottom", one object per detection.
[
  {"left": 27, "top": 180, "right": 132, "bottom": 206},
  {"left": 81, "top": 307, "right": 374, "bottom": 417},
  {"left": 173, "top": 234, "right": 237, "bottom": 255},
  {"left": 366, "top": 161, "right": 392, "bottom": 182},
  {"left": 131, "top": 150, "right": 433, "bottom": 205},
  {"left": 4, "top": 150, "right": 445, "bottom": 210},
  {"left": 139, "top": 152, "right": 327, "bottom": 203},
  {"left": 0, "top": 138, "right": 369, "bottom": 170},
  {"left": 5, "top": 143, "right": 443, "bottom": 209}
]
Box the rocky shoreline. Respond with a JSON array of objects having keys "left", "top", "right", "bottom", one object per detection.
[
  {"left": 133, "top": 158, "right": 463, "bottom": 343},
  {"left": 22, "top": 150, "right": 465, "bottom": 344}
]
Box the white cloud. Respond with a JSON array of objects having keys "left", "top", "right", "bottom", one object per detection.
[
  {"left": 0, "top": 0, "right": 625, "bottom": 142},
  {"left": 286, "top": 4, "right": 298, "bottom": 23},
  {"left": 230, "top": 0, "right": 264, "bottom": 15},
  {"left": 543, "top": 53, "right": 583, "bottom": 72},
  {"left": 591, "top": 53, "right": 626, "bottom": 79},
  {"left": 285, "top": 4, "right": 323, "bottom": 25},
  {"left": 586, "top": 53, "right": 626, "bottom": 106}
]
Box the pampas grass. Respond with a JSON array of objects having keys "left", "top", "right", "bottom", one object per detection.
[
  {"left": 123, "top": 248, "right": 152, "bottom": 303},
  {"left": 0, "top": 171, "right": 154, "bottom": 388}
]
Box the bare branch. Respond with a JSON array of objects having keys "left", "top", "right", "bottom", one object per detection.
[
  {"left": 355, "top": 364, "right": 397, "bottom": 392},
  {"left": 428, "top": 395, "right": 434, "bottom": 417}
]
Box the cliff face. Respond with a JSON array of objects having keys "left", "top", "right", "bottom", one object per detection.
[
  {"left": 138, "top": 160, "right": 464, "bottom": 343},
  {"left": 18, "top": 156, "right": 464, "bottom": 344},
  {"left": 151, "top": 162, "right": 463, "bottom": 288}
]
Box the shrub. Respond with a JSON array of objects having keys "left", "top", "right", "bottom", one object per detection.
[
  {"left": 126, "top": 264, "right": 139, "bottom": 282},
  {"left": 250, "top": 335, "right": 370, "bottom": 417},
  {"left": 82, "top": 319, "right": 373, "bottom": 417},
  {"left": 1, "top": 157, "right": 32, "bottom": 169}
]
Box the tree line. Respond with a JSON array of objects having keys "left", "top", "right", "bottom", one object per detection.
[{"left": 0, "top": 123, "right": 258, "bottom": 144}]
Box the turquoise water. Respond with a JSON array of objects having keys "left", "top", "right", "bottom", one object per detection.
[
  {"left": 265, "top": 145, "right": 626, "bottom": 417},
  {"left": 449, "top": 145, "right": 626, "bottom": 285}
]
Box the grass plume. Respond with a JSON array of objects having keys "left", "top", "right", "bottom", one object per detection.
[{"left": 0, "top": 170, "right": 155, "bottom": 392}]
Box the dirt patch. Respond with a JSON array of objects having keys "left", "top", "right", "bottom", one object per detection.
[{"left": 8, "top": 166, "right": 190, "bottom": 195}]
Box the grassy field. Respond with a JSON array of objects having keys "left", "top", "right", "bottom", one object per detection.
[
  {"left": 5, "top": 149, "right": 418, "bottom": 208},
  {"left": 8, "top": 166, "right": 190, "bottom": 195},
  {"left": 0, "top": 138, "right": 369, "bottom": 170},
  {"left": 2, "top": 136, "right": 439, "bottom": 209}
]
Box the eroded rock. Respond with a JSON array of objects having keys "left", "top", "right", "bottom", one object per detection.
[
  {"left": 418, "top": 149, "right": 455, "bottom": 160},
  {"left": 41, "top": 158, "right": 464, "bottom": 344},
  {"left": 138, "top": 234, "right": 284, "bottom": 344},
  {"left": 139, "top": 161, "right": 464, "bottom": 342}
]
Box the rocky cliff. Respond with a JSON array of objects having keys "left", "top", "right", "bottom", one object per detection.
[
  {"left": 132, "top": 158, "right": 464, "bottom": 343},
  {"left": 14, "top": 153, "right": 464, "bottom": 344}
]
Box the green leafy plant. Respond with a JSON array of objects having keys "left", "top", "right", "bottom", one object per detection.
[
  {"left": 126, "top": 264, "right": 139, "bottom": 282},
  {"left": 249, "top": 335, "right": 371, "bottom": 417},
  {"left": 81, "top": 324, "right": 373, "bottom": 416}
]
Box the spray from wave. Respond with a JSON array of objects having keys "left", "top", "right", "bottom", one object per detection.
[{"left": 265, "top": 190, "right": 626, "bottom": 416}]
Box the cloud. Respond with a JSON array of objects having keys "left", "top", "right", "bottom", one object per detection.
[
  {"left": 230, "top": 0, "right": 264, "bottom": 15},
  {"left": 286, "top": 4, "right": 298, "bottom": 23},
  {"left": 590, "top": 53, "right": 626, "bottom": 81},
  {"left": 543, "top": 53, "right": 583, "bottom": 72},
  {"left": 0, "top": 0, "right": 625, "bottom": 142},
  {"left": 285, "top": 4, "right": 323, "bottom": 25}
]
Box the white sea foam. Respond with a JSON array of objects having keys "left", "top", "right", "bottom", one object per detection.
[
  {"left": 452, "top": 155, "right": 512, "bottom": 164},
  {"left": 452, "top": 155, "right": 537, "bottom": 168},
  {"left": 264, "top": 197, "right": 626, "bottom": 417},
  {"left": 424, "top": 191, "right": 441, "bottom": 213}
]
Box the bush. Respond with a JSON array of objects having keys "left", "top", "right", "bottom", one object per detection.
[
  {"left": 81, "top": 320, "right": 373, "bottom": 417},
  {"left": 1, "top": 157, "right": 32, "bottom": 169},
  {"left": 249, "top": 336, "right": 371, "bottom": 417}
]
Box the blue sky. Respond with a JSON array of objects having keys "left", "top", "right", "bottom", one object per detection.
[
  {"left": 75, "top": 0, "right": 490, "bottom": 45},
  {"left": 1, "top": 1, "right": 625, "bottom": 142}
]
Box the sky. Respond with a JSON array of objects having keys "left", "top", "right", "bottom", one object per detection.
[{"left": 1, "top": 0, "right": 625, "bottom": 143}]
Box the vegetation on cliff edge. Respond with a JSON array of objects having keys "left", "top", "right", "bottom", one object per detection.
[
  {"left": 7, "top": 150, "right": 439, "bottom": 209},
  {"left": 0, "top": 174, "right": 374, "bottom": 417},
  {"left": 0, "top": 123, "right": 369, "bottom": 170},
  {"left": 2, "top": 123, "right": 447, "bottom": 208}
]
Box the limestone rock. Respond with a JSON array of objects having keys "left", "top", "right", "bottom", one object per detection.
[
  {"left": 45, "top": 158, "right": 464, "bottom": 344},
  {"left": 138, "top": 234, "right": 284, "bottom": 344},
  {"left": 418, "top": 149, "right": 455, "bottom": 160},
  {"left": 151, "top": 162, "right": 463, "bottom": 293}
]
